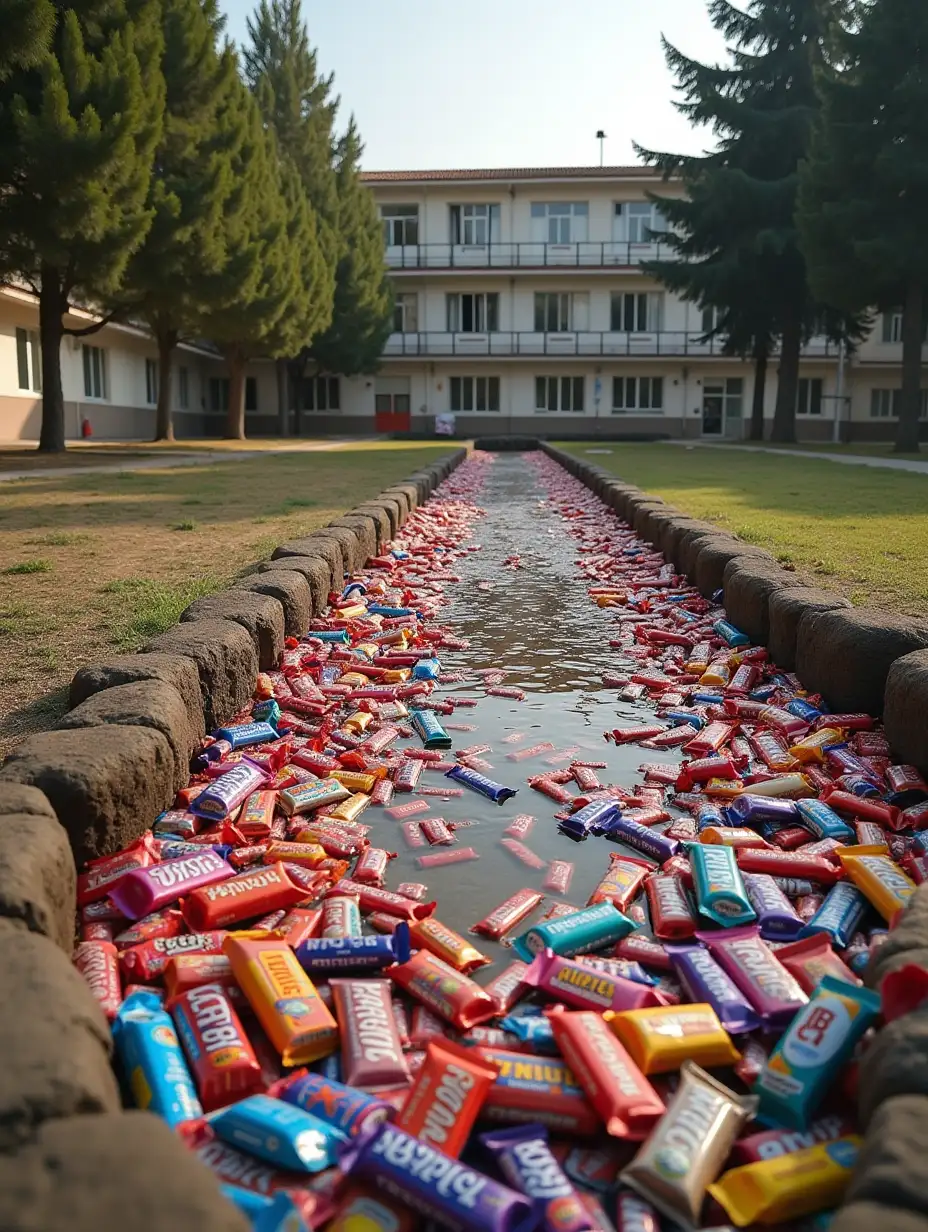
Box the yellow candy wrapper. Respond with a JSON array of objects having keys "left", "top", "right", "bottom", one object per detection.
[
  {"left": 837, "top": 848, "right": 916, "bottom": 925},
  {"left": 740, "top": 773, "right": 813, "bottom": 799},
  {"left": 342, "top": 711, "right": 373, "bottom": 735},
  {"left": 707, "top": 1136, "right": 862, "bottom": 1226},
  {"left": 331, "top": 770, "right": 379, "bottom": 794},
  {"left": 788, "top": 728, "right": 845, "bottom": 764},
  {"left": 330, "top": 792, "right": 372, "bottom": 825},
  {"left": 605, "top": 1004, "right": 741, "bottom": 1075}
]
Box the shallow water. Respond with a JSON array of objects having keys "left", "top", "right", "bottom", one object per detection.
[{"left": 384, "top": 453, "right": 685, "bottom": 968}]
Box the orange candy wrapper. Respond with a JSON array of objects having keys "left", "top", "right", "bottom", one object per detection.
[
  {"left": 396, "top": 1037, "right": 499, "bottom": 1156},
  {"left": 182, "top": 862, "right": 308, "bottom": 932},
  {"left": 409, "top": 916, "right": 492, "bottom": 974},
  {"left": 223, "top": 935, "right": 338, "bottom": 1066}
]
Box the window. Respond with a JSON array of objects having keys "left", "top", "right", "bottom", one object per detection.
[
  {"left": 797, "top": 378, "right": 823, "bottom": 416},
  {"left": 530, "top": 202, "right": 589, "bottom": 244},
  {"left": 534, "top": 292, "right": 589, "bottom": 332},
  {"left": 612, "top": 376, "right": 664, "bottom": 413},
  {"left": 177, "top": 366, "right": 189, "bottom": 410},
  {"left": 614, "top": 202, "right": 668, "bottom": 243},
  {"left": 381, "top": 205, "right": 419, "bottom": 247},
  {"left": 208, "top": 376, "right": 229, "bottom": 411},
  {"left": 611, "top": 292, "right": 664, "bottom": 332},
  {"left": 393, "top": 293, "right": 418, "bottom": 333},
  {"left": 534, "top": 375, "right": 585, "bottom": 413},
  {"left": 446, "top": 293, "right": 499, "bottom": 333},
  {"left": 882, "top": 311, "right": 903, "bottom": 343},
  {"left": 701, "top": 305, "right": 723, "bottom": 334},
  {"left": 450, "top": 376, "right": 500, "bottom": 413},
  {"left": 15, "top": 327, "right": 41, "bottom": 392},
  {"left": 245, "top": 376, "right": 257, "bottom": 412},
  {"left": 304, "top": 376, "right": 340, "bottom": 411},
  {"left": 450, "top": 204, "right": 500, "bottom": 245},
  {"left": 869, "top": 389, "right": 928, "bottom": 419},
  {"left": 82, "top": 345, "right": 107, "bottom": 399},
  {"left": 145, "top": 358, "right": 159, "bottom": 405}
]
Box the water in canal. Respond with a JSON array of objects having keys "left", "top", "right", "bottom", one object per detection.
[{"left": 385, "top": 452, "right": 685, "bottom": 968}]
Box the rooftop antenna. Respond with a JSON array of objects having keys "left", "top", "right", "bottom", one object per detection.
[{"left": 596, "top": 130, "right": 606, "bottom": 167}]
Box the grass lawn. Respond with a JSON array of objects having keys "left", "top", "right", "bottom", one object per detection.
[
  {"left": 0, "top": 442, "right": 456, "bottom": 755},
  {"left": 558, "top": 441, "right": 928, "bottom": 617}
]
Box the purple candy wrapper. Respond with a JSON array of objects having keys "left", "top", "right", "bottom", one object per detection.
[
  {"left": 190, "top": 761, "right": 268, "bottom": 820},
  {"left": 599, "top": 815, "right": 680, "bottom": 863},
  {"left": 339, "top": 1121, "right": 534, "bottom": 1231},
  {"left": 666, "top": 943, "right": 760, "bottom": 1034},
  {"left": 742, "top": 873, "right": 804, "bottom": 940},
  {"left": 696, "top": 925, "right": 808, "bottom": 1029},
  {"left": 724, "top": 794, "right": 799, "bottom": 828},
  {"left": 480, "top": 1123, "right": 596, "bottom": 1232},
  {"left": 558, "top": 799, "right": 618, "bottom": 840},
  {"left": 446, "top": 764, "right": 519, "bottom": 805}
]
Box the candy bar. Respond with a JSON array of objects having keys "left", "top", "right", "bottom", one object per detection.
[
  {"left": 397, "top": 1037, "right": 498, "bottom": 1155},
  {"left": 331, "top": 977, "right": 411, "bottom": 1088}
]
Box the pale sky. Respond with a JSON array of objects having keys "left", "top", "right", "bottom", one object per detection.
[{"left": 219, "top": 0, "right": 731, "bottom": 171}]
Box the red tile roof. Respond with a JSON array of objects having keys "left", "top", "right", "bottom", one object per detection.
[{"left": 360, "top": 165, "right": 662, "bottom": 184}]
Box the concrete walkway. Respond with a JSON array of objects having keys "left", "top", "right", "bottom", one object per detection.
[
  {"left": 0, "top": 438, "right": 367, "bottom": 483},
  {"left": 665, "top": 439, "right": 928, "bottom": 474}
]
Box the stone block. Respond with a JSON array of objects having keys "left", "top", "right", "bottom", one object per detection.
[
  {"left": 235, "top": 570, "right": 313, "bottom": 638},
  {"left": 141, "top": 619, "right": 257, "bottom": 729},
  {"left": 181, "top": 591, "right": 284, "bottom": 672},
  {"left": 767, "top": 586, "right": 852, "bottom": 672}
]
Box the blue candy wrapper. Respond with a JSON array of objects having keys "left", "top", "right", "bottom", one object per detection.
[
  {"left": 689, "top": 842, "right": 757, "bottom": 927},
  {"left": 412, "top": 657, "right": 441, "bottom": 680},
  {"left": 795, "top": 798, "right": 856, "bottom": 844},
  {"left": 273, "top": 1069, "right": 392, "bottom": 1137},
  {"left": 786, "top": 698, "right": 824, "bottom": 723},
  {"left": 411, "top": 708, "right": 452, "bottom": 750},
  {"left": 512, "top": 901, "right": 637, "bottom": 963},
  {"left": 713, "top": 619, "right": 750, "bottom": 647},
  {"left": 220, "top": 1186, "right": 309, "bottom": 1232},
  {"left": 214, "top": 721, "right": 279, "bottom": 750},
  {"left": 113, "top": 989, "right": 202, "bottom": 1128},
  {"left": 445, "top": 764, "right": 518, "bottom": 804},
  {"left": 210, "top": 1093, "right": 346, "bottom": 1173},
  {"left": 499, "top": 1014, "right": 557, "bottom": 1051},
  {"left": 252, "top": 699, "right": 282, "bottom": 727},
  {"left": 558, "top": 798, "right": 619, "bottom": 840},
  {"left": 799, "top": 882, "right": 868, "bottom": 949},
  {"left": 743, "top": 873, "right": 804, "bottom": 940},
  {"left": 725, "top": 794, "right": 798, "bottom": 828},
  {"left": 600, "top": 814, "right": 680, "bottom": 863},
  {"left": 295, "top": 924, "right": 411, "bottom": 974}
]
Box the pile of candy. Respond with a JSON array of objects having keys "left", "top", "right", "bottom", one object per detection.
[{"left": 70, "top": 449, "right": 923, "bottom": 1231}]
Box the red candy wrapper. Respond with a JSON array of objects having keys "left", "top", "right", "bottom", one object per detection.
[
  {"left": 401, "top": 820, "right": 426, "bottom": 849},
  {"left": 74, "top": 940, "right": 122, "bottom": 1020},
  {"left": 396, "top": 1037, "right": 498, "bottom": 1156},
  {"left": 499, "top": 838, "right": 547, "bottom": 870},
  {"left": 120, "top": 931, "right": 228, "bottom": 982},
  {"left": 645, "top": 874, "right": 696, "bottom": 941},
  {"left": 588, "top": 855, "right": 652, "bottom": 913},
  {"left": 503, "top": 814, "right": 536, "bottom": 840},
  {"left": 326, "top": 878, "right": 436, "bottom": 921},
  {"left": 164, "top": 954, "right": 237, "bottom": 999},
  {"left": 353, "top": 847, "right": 397, "bottom": 886},
  {"left": 396, "top": 881, "right": 428, "bottom": 902},
  {"left": 182, "top": 862, "right": 307, "bottom": 932},
  {"left": 416, "top": 847, "right": 480, "bottom": 870},
  {"left": 472, "top": 888, "right": 544, "bottom": 941},
  {"left": 169, "top": 982, "right": 264, "bottom": 1111},
  {"left": 484, "top": 960, "right": 530, "bottom": 1014},
  {"left": 331, "top": 977, "right": 411, "bottom": 1088},
  {"left": 420, "top": 817, "right": 455, "bottom": 846},
  {"left": 543, "top": 860, "right": 574, "bottom": 895},
  {"left": 389, "top": 949, "right": 498, "bottom": 1029}
]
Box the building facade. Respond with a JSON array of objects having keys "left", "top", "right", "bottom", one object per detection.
[{"left": 0, "top": 165, "right": 921, "bottom": 442}]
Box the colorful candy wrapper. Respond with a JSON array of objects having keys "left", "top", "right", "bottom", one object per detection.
[
  {"left": 113, "top": 989, "right": 203, "bottom": 1127},
  {"left": 417, "top": 846, "right": 480, "bottom": 870},
  {"left": 547, "top": 1008, "right": 665, "bottom": 1139},
  {"left": 421, "top": 816, "right": 456, "bottom": 845},
  {"left": 742, "top": 873, "right": 804, "bottom": 940},
  {"left": 799, "top": 881, "right": 869, "bottom": 948},
  {"left": 326, "top": 878, "right": 436, "bottom": 920},
  {"left": 697, "top": 926, "right": 808, "bottom": 1029},
  {"left": 182, "top": 862, "right": 306, "bottom": 932},
  {"left": 513, "top": 902, "right": 638, "bottom": 963},
  {"left": 754, "top": 975, "right": 880, "bottom": 1130},
  {"left": 621, "top": 1062, "right": 756, "bottom": 1227},
  {"left": 74, "top": 940, "right": 122, "bottom": 1020},
  {"left": 445, "top": 763, "right": 518, "bottom": 803},
  {"left": 836, "top": 848, "right": 916, "bottom": 925},
  {"left": 688, "top": 842, "right": 756, "bottom": 927},
  {"left": 731, "top": 1112, "right": 855, "bottom": 1165},
  {"left": 605, "top": 1004, "right": 741, "bottom": 1074},
  {"left": 472, "top": 889, "right": 544, "bottom": 941},
  {"left": 190, "top": 762, "right": 269, "bottom": 820},
  {"left": 169, "top": 982, "right": 263, "bottom": 1112},
  {"left": 544, "top": 860, "right": 574, "bottom": 895},
  {"left": 600, "top": 814, "right": 680, "bottom": 863},
  {"left": 326, "top": 1185, "right": 417, "bottom": 1232},
  {"left": 645, "top": 874, "right": 696, "bottom": 940},
  {"left": 557, "top": 799, "right": 618, "bottom": 840},
  {"left": 295, "top": 925, "right": 411, "bottom": 975},
  {"left": 775, "top": 934, "right": 860, "bottom": 994},
  {"left": 613, "top": 1191, "right": 661, "bottom": 1232},
  {"left": 396, "top": 1037, "right": 498, "bottom": 1156},
  {"left": 707, "top": 1136, "right": 862, "bottom": 1226},
  {"left": 388, "top": 949, "right": 498, "bottom": 1029},
  {"left": 666, "top": 943, "right": 760, "bottom": 1035},
  {"left": 278, "top": 779, "right": 351, "bottom": 817},
  {"left": 480, "top": 1122, "right": 596, "bottom": 1232},
  {"left": 270, "top": 1068, "right": 392, "bottom": 1138},
  {"left": 330, "top": 977, "right": 411, "bottom": 1089},
  {"left": 475, "top": 1046, "right": 601, "bottom": 1135},
  {"left": 410, "top": 916, "right": 492, "bottom": 973},
  {"left": 795, "top": 798, "right": 856, "bottom": 844},
  {"left": 524, "top": 949, "right": 662, "bottom": 1015},
  {"left": 411, "top": 708, "right": 453, "bottom": 749},
  {"left": 110, "top": 850, "right": 234, "bottom": 920},
  {"left": 321, "top": 895, "right": 362, "bottom": 939},
  {"left": 587, "top": 854, "right": 651, "bottom": 912},
  {"left": 223, "top": 936, "right": 338, "bottom": 1067},
  {"left": 484, "top": 960, "right": 530, "bottom": 1014},
  {"left": 500, "top": 838, "right": 547, "bottom": 870},
  {"left": 210, "top": 1093, "right": 345, "bottom": 1173},
  {"left": 337, "top": 1121, "right": 534, "bottom": 1230}
]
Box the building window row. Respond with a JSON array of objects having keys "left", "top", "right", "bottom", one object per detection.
[
  {"left": 380, "top": 201, "right": 668, "bottom": 248},
  {"left": 450, "top": 375, "right": 500, "bottom": 413},
  {"left": 870, "top": 388, "right": 928, "bottom": 419},
  {"left": 392, "top": 291, "right": 667, "bottom": 335}
]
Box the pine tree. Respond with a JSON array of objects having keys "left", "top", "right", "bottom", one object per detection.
[
  {"left": 113, "top": 0, "right": 238, "bottom": 441},
  {"left": 637, "top": 0, "right": 861, "bottom": 443},
  {"left": 0, "top": 1, "right": 164, "bottom": 452},
  {"left": 0, "top": 0, "right": 54, "bottom": 79},
  {"left": 798, "top": 0, "right": 928, "bottom": 453}
]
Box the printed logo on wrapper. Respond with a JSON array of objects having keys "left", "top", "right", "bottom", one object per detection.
[
  {"left": 652, "top": 1085, "right": 724, "bottom": 1180},
  {"left": 826, "top": 1139, "right": 860, "bottom": 1169},
  {"left": 275, "top": 997, "right": 315, "bottom": 1021},
  {"left": 781, "top": 998, "right": 852, "bottom": 1068}
]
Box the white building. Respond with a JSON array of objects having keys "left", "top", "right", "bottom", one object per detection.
[{"left": 0, "top": 165, "right": 921, "bottom": 442}]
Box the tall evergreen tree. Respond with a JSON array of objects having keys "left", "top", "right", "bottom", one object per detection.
[
  {"left": 798, "top": 0, "right": 928, "bottom": 453},
  {"left": 0, "top": 0, "right": 54, "bottom": 79},
  {"left": 0, "top": 0, "right": 164, "bottom": 452},
  {"left": 112, "top": 0, "right": 238, "bottom": 441},
  {"left": 637, "top": 0, "right": 860, "bottom": 443}
]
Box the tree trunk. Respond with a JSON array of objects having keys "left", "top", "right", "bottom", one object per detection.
[
  {"left": 154, "top": 327, "right": 177, "bottom": 442},
  {"left": 276, "top": 358, "right": 289, "bottom": 437},
  {"left": 771, "top": 311, "right": 801, "bottom": 443},
  {"left": 896, "top": 280, "right": 923, "bottom": 453},
  {"left": 38, "top": 263, "right": 67, "bottom": 453},
  {"left": 293, "top": 362, "right": 304, "bottom": 437},
  {"left": 225, "top": 348, "right": 246, "bottom": 440},
  {"left": 750, "top": 344, "right": 768, "bottom": 441}
]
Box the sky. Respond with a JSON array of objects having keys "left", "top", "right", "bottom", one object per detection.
[{"left": 219, "top": 0, "right": 732, "bottom": 171}]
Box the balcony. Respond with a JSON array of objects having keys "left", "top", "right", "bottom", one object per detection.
[
  {"left": 384, "top": 240, "right": 674, "bottom": 270},
  {"left": 383, "top": 331, "right": 839, "bottom": 358}
]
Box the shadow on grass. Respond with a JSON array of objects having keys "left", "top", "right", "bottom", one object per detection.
[{"left": 0, "top": 685, "right": 69, "bottom": 753}]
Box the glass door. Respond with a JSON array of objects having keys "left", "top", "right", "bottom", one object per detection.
[{"left": 702, "top": 384, "right": 724, "bottom": 436}]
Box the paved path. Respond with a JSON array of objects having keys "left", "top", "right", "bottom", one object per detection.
[
  {"left": 0, "top": 438, "right": 367, "bottom": 483},
  {"left": 664, "top": 440, "right": 928, "bottom": 474}
]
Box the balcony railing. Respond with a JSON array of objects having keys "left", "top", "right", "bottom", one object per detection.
[
  {"left": 384, "top": 240, "right": 674, "bottom": 270},
  {"left": 383, "top": 330, "right": 838, "bottom": 358}
]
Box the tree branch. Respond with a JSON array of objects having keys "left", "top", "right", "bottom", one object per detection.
[{"left": 63, "top": 313, "right": 119, "bottom": 338}]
